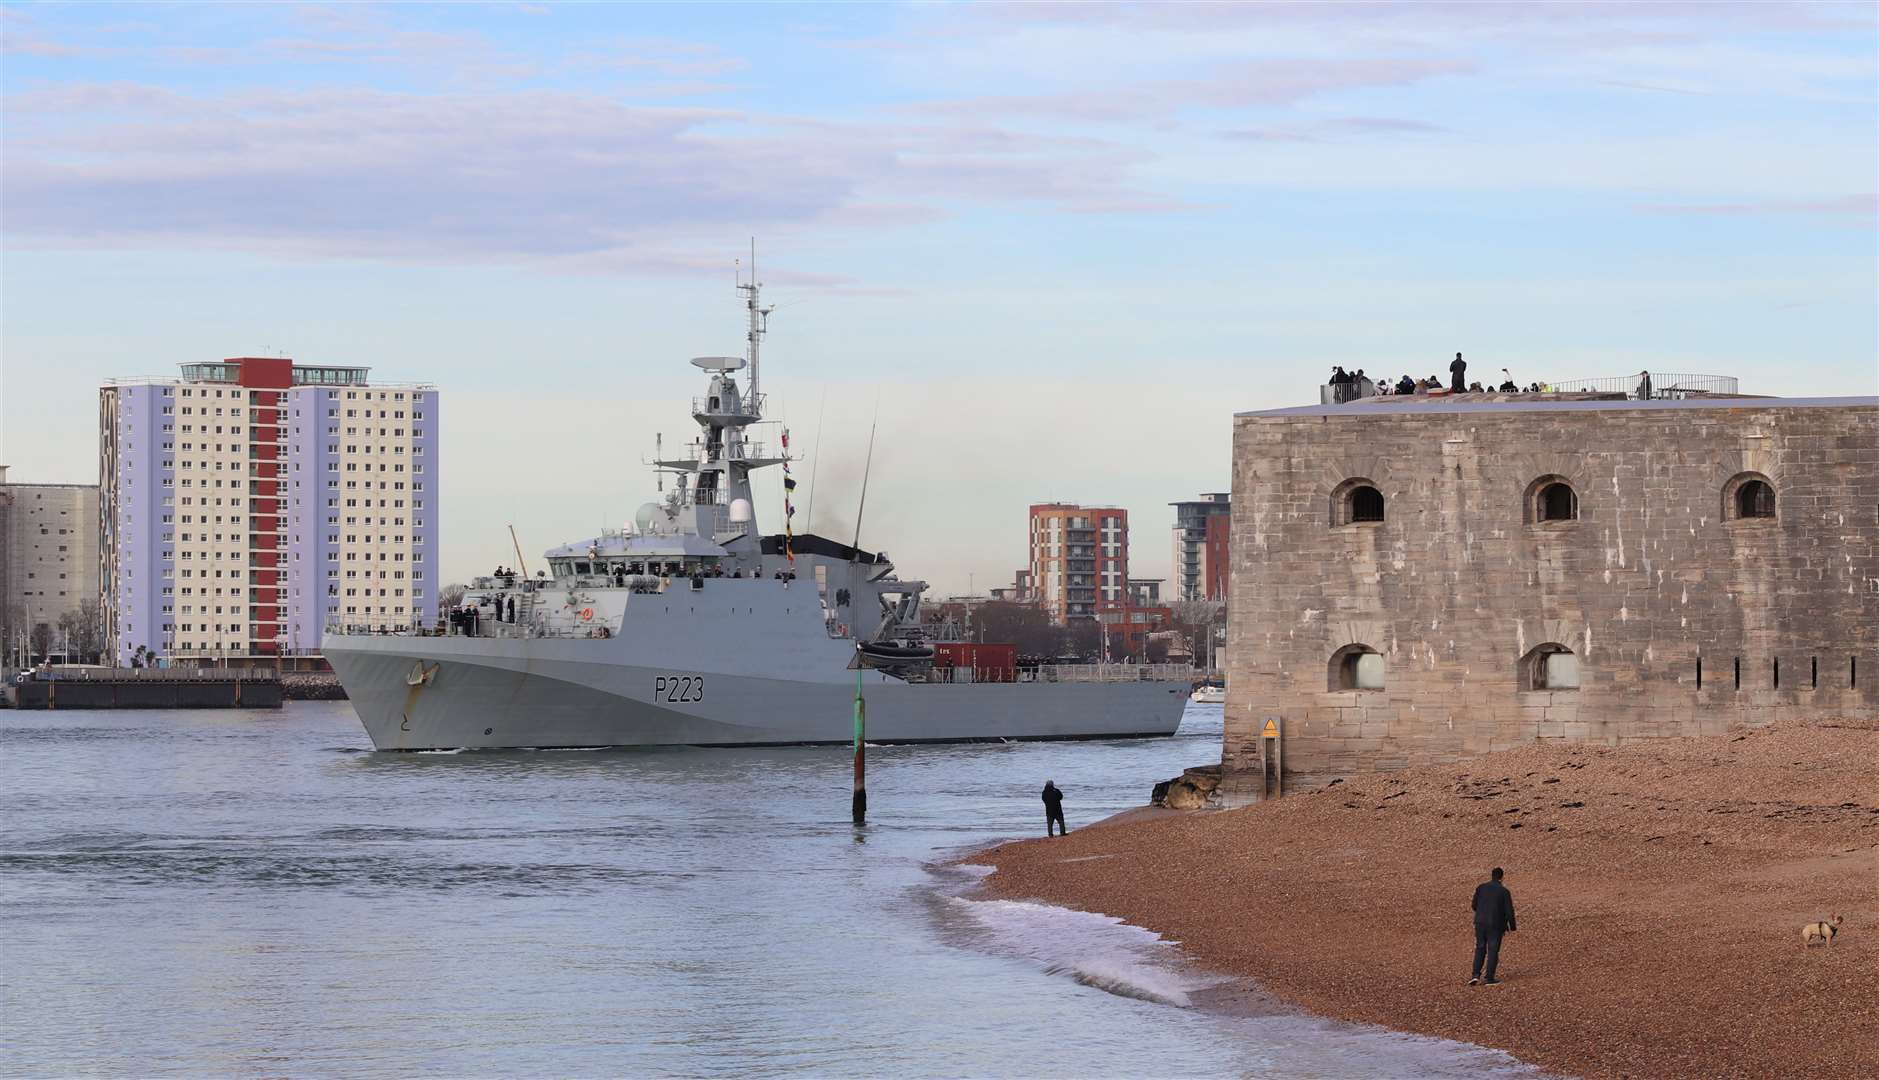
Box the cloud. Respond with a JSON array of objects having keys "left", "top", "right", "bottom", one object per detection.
[
  {"left": 916, "top": 57, "right": 1474, "bottom": 124},
  {"left": 1, "top": 83, "right": 1169, "bottom": 272},
  {"left": 1219, "top": 115, "right": 1449, "bottom": 143},
  {"left": 564, "top": 38, "right": 750, "bottom": 78},
  {"left": 1641, "top": 193, "right": 1878, "bottom": 223}
]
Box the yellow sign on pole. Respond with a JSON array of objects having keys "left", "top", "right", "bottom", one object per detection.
[{"left": 1261, "top": 718, "right": 1280, "bottom": 738}]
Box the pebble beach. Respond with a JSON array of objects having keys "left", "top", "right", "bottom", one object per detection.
[{"left": 975, "top": 717, "right": 1878, "bottom": 1079}]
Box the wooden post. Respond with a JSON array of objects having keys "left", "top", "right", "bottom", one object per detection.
[
  {"left": 852, "top": 666, "right": 867, "bottom": 823},
  {"left": 1259, "top": 715, "right": 1283, "bottom": 800}
]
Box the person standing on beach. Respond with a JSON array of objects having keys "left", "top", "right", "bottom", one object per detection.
[
  {"left": 1042, "top": 781, "right": 1068, "bottom": 837},
  {"left": 1469, "top": 867, "right": 1517, "bottom": 985}
]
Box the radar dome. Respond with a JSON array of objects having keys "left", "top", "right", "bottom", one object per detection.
[
  {"left": 634, "top": 502, "right": 660, "bottom": 533},
  {"left": 728, "top": 498, "right": 753, "bottom": 524}
]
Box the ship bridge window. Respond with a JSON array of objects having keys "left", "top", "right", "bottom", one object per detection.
[{"left": 574, "top": 561, "right": 592, "bottom": 574}]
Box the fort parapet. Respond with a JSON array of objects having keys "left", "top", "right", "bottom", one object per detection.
[{"left": 1223, "top": 394, "right": 1879, "bottom": 800}]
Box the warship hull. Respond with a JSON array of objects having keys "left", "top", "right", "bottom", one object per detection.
[{"left": 326, "top": 631, "right": 1188, "bottom": 750}]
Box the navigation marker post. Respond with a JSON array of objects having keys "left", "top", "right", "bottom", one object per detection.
[{"left": 853, "top": 666, "right": 867, "bottom": 823}]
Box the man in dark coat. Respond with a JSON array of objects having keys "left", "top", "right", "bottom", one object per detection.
[
  {"left": 1469, "top": 866, "right": 1517, "bottom": 985},
  {"left": 1449, "top": 352, "right": 1467, "bottom": 392},
  {"left": 1042, "top": 781, "right": 1068, "bottom": 837}
]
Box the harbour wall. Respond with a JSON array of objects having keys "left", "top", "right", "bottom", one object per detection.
[{"left": 11, "top": 672, "right": 283, "bottom": 710}]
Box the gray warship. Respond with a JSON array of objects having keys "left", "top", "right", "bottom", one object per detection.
[{"left": 323, "top": 278, "right": 1190, "bottom": 750}]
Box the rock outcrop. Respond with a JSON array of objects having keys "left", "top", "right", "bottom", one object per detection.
[{"left": 1150, "top": 764, "right": 1222, "bottom": 809}]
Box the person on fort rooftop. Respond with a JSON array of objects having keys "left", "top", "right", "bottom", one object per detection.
[
  {"left": 1449, "top": 352, "right": 1467, "bottom": 392},
  {"left": 1042, "top": 780, "right": 1068, "bottom": 837},
  {"left": 1469, "top": 866, "right": 1518, "bottom": 985}
]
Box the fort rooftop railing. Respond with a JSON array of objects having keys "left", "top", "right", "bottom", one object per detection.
[
  {"left": 1547, "top": 373, "right": 1739, "bottom": 398},
  {"left": 1321, "top": 371, "right": 1740, "bottom": 403}
]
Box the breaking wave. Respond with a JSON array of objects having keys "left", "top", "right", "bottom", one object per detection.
[{"left": 940, "top": 893, "right": 1217, "bottom": 1008}]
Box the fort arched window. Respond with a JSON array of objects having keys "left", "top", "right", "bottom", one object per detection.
[
  {"left": 1736, "top": 480, "right": 1774, "bottom": 519},
  {"left": 1520, "top": 643, "right": 1579, "bottom": 690},
  {"left": 1523, "top": 475, "right": 1578, "bottom": 524},
  {"left": 1540, "top": 482, "right": 1577, "bottom": 521},
  {"left": 1329, "top": 644, "right": 1385, "bottom": 691},
  {"left": 1331, "top": 479, "right": 1385, "bottom": 526},
  {"left": 1723, "top": 472, "right": 1776, "bottom": 521}
]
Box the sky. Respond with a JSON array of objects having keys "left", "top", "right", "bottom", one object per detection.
[{"left": 3, "top": 1, "right": 1875, "bottom": 596}]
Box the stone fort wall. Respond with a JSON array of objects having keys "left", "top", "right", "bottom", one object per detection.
[{"left": 1223, "top": 398, "right": 1878, "bottom": 795}]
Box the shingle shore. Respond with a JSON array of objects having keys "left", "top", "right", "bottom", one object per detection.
[{"left": 974, "top": 717, "right": 1878, "bottom": 1079}]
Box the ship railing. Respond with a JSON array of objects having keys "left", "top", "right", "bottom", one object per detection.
[
  {"left": 325, "top": 620, "right": 618, "bottom": 641},
  {"left": 691, "top": 393, "right": 766, "bottom": 418},
  {"left": 1034, "top": 663, "right": 1196, "bottom": 683}
]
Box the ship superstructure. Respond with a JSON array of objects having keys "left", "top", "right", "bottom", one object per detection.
[{"left": 323, "top": 275, "right": 1189, "bottom": 750}]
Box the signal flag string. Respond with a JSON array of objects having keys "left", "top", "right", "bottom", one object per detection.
[{"left": 781, "top": 427, "right": 796, "bottom": 563}]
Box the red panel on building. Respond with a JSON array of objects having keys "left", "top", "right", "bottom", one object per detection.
[
  {"left": 251, "top": 570, "right": 279, "bottom": 586},
  {"left": 252, "top": 533, "right": 278, "bottom": 550},
  {"left": 251, "top": 498, "right": 278, "bottom": 515},
  {"left": 254, "top": 606, "right": 279, "bottom": 622},
  {"left": 1204, "top": 514, "right": 1230, "bottom": 601},
  {"left": 254, "top": 409, "right": 279, "bottom": 425},
  {"left": 234, "top": 357, "right": 293, "bottom": 389},
  {"left": 251, "top": 444, "right": 278, "bottom": 461}
]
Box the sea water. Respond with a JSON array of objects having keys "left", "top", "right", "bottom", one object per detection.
[{"left": 0, "top": 702, "right": 1542, "bottom": 1077}]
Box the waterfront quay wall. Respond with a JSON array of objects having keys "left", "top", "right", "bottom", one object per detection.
[
  {"left": 11, "top": 669, "right": 283, "bottom": 710},
  {"left": 1223, "top": 395, "right": 1878, "bottom": 796}
]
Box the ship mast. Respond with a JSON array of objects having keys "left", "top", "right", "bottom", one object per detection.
[{"left": 739, "top": 239, "right": 772, "bottom": 407}]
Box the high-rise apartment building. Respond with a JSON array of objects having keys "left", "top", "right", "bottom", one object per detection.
[
  {"left": 100, "top": 358, "right": 439, "bottom": 665},
  {"left": 1027, "top": 503, "right": 1129, "bottom": 622},
  {"left": 1170, "top": 492, "right": 1230, "bottom": 602},
  {"left": 1, "top": 466, "right": 102, "bottom": 663}
]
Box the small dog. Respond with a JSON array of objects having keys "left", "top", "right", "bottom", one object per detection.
[{"left": 1801, "top": 915, "right": 1843, "bottom": 947}]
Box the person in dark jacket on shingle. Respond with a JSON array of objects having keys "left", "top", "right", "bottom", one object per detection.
[
  {"left": 1469, "top": 867, "right": 1517, "bottom": 985},
  {"left": 1042, "top": 781, "right": 1068, "bottom": 837}
]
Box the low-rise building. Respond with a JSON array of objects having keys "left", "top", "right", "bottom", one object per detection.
[{"left": 1, "top": 467, "right": 102, "bottom": 664}]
